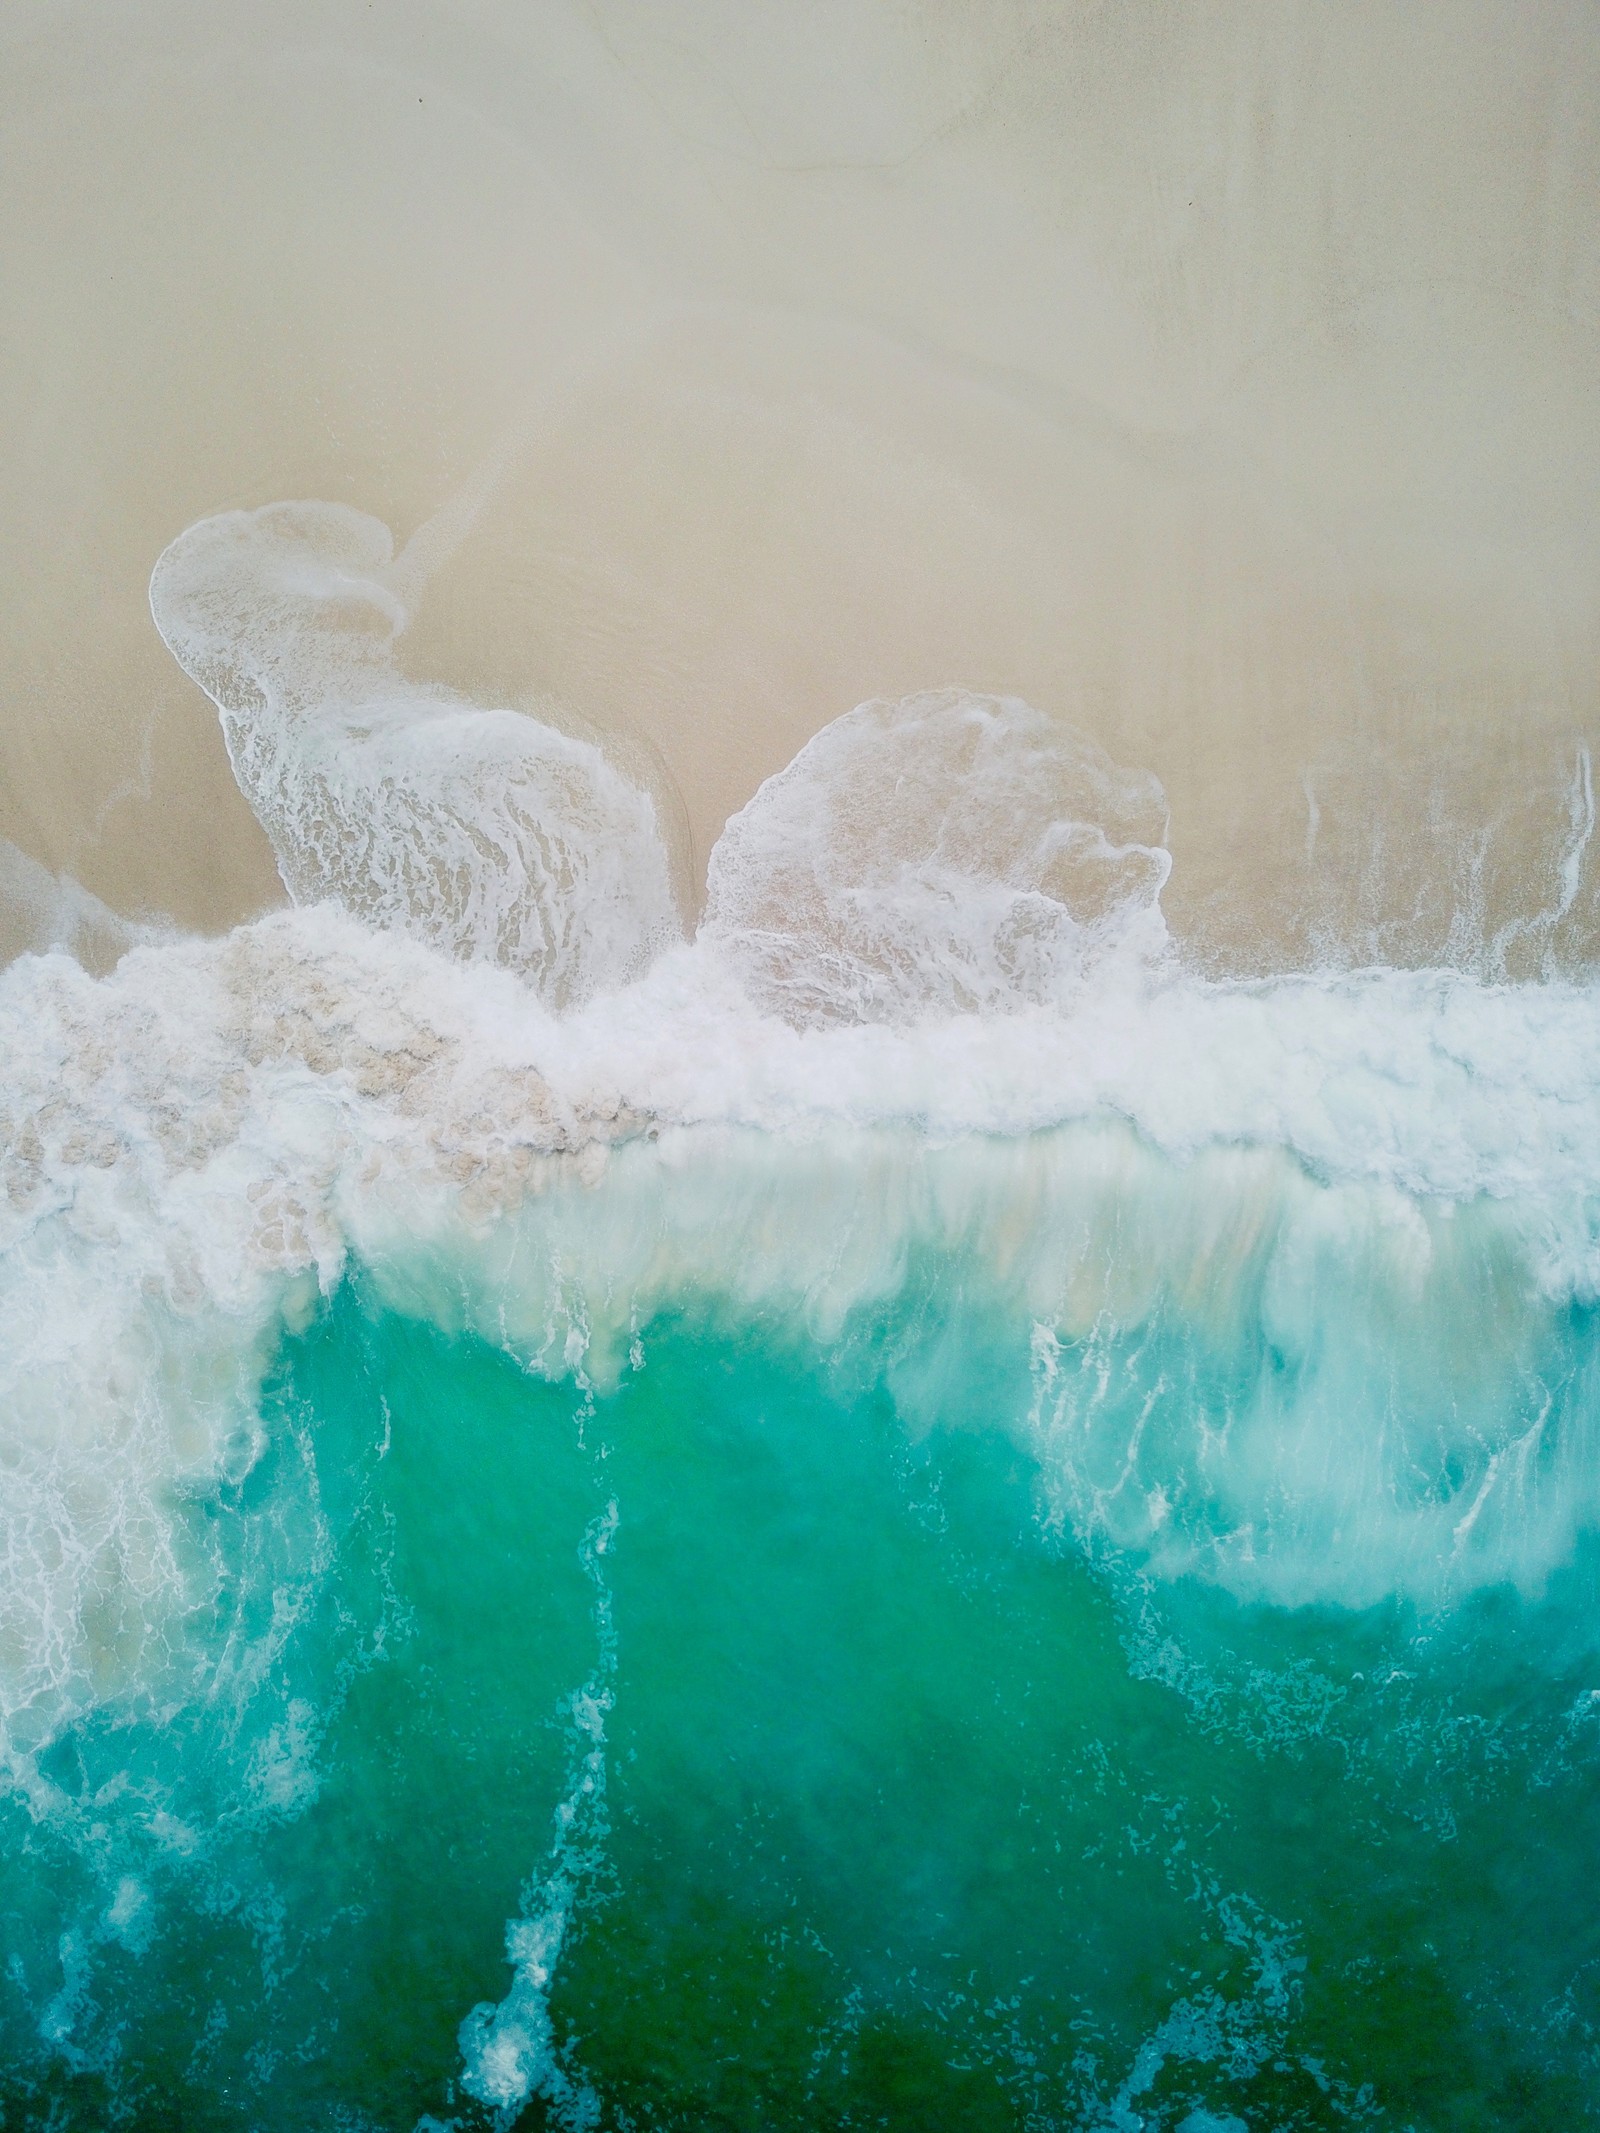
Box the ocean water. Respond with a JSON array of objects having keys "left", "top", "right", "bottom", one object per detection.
[{"left": 5, "top": 5, "right": 1600, "bottom": 2128}]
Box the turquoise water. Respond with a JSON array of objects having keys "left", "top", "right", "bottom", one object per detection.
[{"left": 6, "top": 1250, "right": 1599, "bottom": 2130}]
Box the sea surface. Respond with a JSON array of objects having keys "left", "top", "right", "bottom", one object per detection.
[{"left": 3, "top": 6, "right": 1600, "bottom": 2129}]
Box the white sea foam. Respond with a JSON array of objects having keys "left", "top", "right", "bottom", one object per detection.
[
  {"left": 700, "top": 688, "right": 1171, "bottom": 1023},
  {"left": 2, "top": 896, "right": 1599, "bottom": 1778},
  {"left": 149, "top": 504, "right": 682, "bottom": 1007}
]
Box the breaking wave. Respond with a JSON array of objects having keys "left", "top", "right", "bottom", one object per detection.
[{"left": 3, "top": 497, "right": 1600, "bottom": 2123}]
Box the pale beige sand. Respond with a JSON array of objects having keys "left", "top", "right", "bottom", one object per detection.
[{"left": 3, "top": 0, "right": 1598, "bottom": 969}]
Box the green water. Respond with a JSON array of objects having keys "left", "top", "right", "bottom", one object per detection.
[{"left": 4, "top": 1276, "right": 1599, "bottom": 2130}]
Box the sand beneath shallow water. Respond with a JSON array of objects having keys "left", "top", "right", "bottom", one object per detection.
[{"left": 1, "top": 0, "right": 1598, "bottom": 972}]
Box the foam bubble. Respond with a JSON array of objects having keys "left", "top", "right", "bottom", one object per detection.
[
  {"left": 150, "top": 503, "right": 682, "bottom": 1007},
  {"left": 701, "top": 688, "right": 1171, "bottom": 1024}
]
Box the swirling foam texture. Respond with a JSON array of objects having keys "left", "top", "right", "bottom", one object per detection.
[
  {"left": 700, "top": 689, "right": 1171, "bottom": 1023},
  {"left": 150, "top": 504, "right": 682, "bottom": 1006}
]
